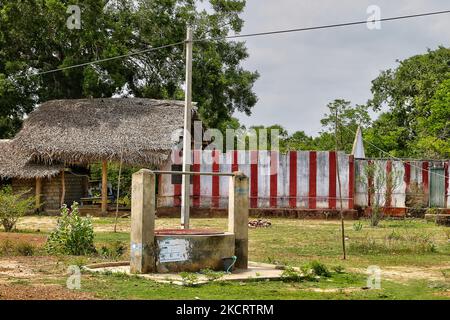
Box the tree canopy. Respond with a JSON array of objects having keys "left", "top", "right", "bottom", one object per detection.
[{"left": 0, "top": 0, "right": 258, "bottom": 137}]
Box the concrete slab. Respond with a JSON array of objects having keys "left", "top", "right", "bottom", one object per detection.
[{"left": 84, "top": 261, "right": 286, "bottom": 285}]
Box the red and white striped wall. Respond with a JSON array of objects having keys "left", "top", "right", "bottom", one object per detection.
[
  {"left": 158, "top": 150, "right": 355, "bottom": 210},
  {"left": 354, "top": 159, "right": 450, "bottom": 209}
]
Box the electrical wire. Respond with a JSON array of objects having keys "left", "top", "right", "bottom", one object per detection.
[
  {"left": 12, "top": 9, "right": 450, "bottom": 79},
  {"left": 342, "top": 125, "right": 449, "bottom": 179}
]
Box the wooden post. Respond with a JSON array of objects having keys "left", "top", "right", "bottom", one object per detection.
[
  {"left": 35, "top": 177, "right": 42, "bottom": 211},
  {"left": 228, "top": 172, "right": 249, "bottom": 269},
  {"left": 181, "top": 27, "right": 193, "bottom": 229},
  {"left": 60, "top": 170, "right": 66, "bottom": 208},
  {"left": 101, "top": 160, "right": 108, "bottom": 214},
  {"left": 130, "top": 169, "right": 156, "bottom": 273}
]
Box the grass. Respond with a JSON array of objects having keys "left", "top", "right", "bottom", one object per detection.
[
  {"left": 74, "top": 272, "right": 449, "bottom": 300},
  {"left": 2, "top": 216, "right": 450, "bottom": 299}
]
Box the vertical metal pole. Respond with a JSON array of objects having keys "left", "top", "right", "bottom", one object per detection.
[
  {"left": 181, "top": 27, "right": 193, "bottom": 229},
  {"left": 335, "top": 108, "right": 347, "bottom": 260}
]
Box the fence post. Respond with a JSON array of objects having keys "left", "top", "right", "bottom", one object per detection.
[
  {"left": 228, "top": 171, "right": 249, "bottom": 269},
  {"left": 130, "top": 169, "right": 156, "bottom": 273}
]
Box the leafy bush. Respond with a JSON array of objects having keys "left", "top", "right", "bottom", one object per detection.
[
  {"left": 45, "top": 202, "right": 96, "bottom": 255},
  {"left": 280, "top": 266, "right": 304, "bottom": 282},
  {"left": 0, "top": 186, "right": 35, "bottom": 232},
  {"left": 309, "top": 261, "right": 331, "bottom": 277}
]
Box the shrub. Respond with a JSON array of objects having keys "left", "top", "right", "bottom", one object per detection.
[
  {"left": 309, "top": 261, "right": 331, "bottom": 277},
  {"left": 280, "top": 266, "right": 303, "bottom": 282},
  {"left": 0, "top": 186, "right": 35, "bottom": 232},
  {"left": 45, "top": 202, "right": 96, "bottom": 255},
  {"left": 99, "top": 241, "right": 126, "bottom": 260}
]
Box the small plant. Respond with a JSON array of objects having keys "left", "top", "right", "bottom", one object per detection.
[
  {"left": 179, "top": 272, "right": 199, "bottom": 287},
  {"left": 45, "top": 202, "right": 96, "bottom": 256},
  {"left": 99, "top": 241, "right": 126, "bottom": 260},
  {"left": 352, "top": 221, "right": 363, "bottom": 231},
  {"left": 200, "top": 268, "right": 225, "bottom": 282},
  {"left": 0, "top": 186, "right": 35, "bottom": 232},
  {"left": 280, "top": 266, "right": 303, "bottom": 282},
  {"left": 332, "top": 265, "right": 345, "bottom": 274},
  {"left": 309, "top": 261, "right": 331, "bottom": 277}
]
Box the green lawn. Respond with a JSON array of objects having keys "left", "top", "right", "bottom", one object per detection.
[{"left": 4, "top": 216, "right": 450, "bottom": 299}]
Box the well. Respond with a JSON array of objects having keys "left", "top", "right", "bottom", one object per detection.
[
  {"left": 155, "top": 231, "right": 235, "bottom": 273},
  {"left": 130, "top": 170, "right": 249, "bottom": 274}
]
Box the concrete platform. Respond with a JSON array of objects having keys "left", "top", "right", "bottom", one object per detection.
[{"left": 84, "top": 261, "right": 286, "bottom": 285}]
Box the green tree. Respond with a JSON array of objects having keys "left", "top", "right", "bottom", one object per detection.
[
  {"left": 319, "top": 99, "right": 371, "bottom": 153},
  {"left": 416, "top": 79, "right": 450, "bottom": 158},
  {"left": 367, "top": 46, "right": 450, "bottom": 157},
  {"left": 0, "top": 0, "right": 258, "bottom": 137},
  {"left": 284, "top": 130, "right": 316, "bottom": 151}
]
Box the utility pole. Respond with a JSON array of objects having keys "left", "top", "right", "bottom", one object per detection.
[
  {"left": 181, "top": 27, "right": 193, "bottom": 229},
  {"left": 335, "top": 108, "right": 347, "bottom": 260}
]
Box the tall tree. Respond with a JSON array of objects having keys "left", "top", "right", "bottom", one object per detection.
[
  {"left": 319, "top": 99, "right": 371, "bottom": 153},
  {"left": 0, "top": 0, "right": 258, "bottom": 137},
  {"left": 367, "top": 46, "right": 450, "bottom": 158}
]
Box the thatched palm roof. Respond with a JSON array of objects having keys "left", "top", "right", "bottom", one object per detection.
[
  {"left": 0, "top": 140, "right": 62, "bottom": 179},
  {"left": 12, "top": 98, "right": 189, "bottom": 166}
]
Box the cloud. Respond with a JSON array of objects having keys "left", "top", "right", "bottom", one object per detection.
[{"left": 234, "top": 0, "right": 450, "bottom": 136}]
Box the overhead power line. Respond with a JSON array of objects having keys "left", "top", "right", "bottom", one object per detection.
[
  {"left": 341, "top": 125, "right": 448, "bottom": 179},
  {"left": 216, "top": 9, "right": 450, "bottom": 41},
  {"left": 14, "top": 9, "right": 450, "bottom": 79}
]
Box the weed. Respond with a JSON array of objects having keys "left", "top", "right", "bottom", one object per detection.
[
  {"left": 99, "top": 241, "right": 126, "bottom": 260},
  {"left": 179, "top": 272, "right": 199, "bottom": 287},
  {"left": 15, "top": 242, "right": 34, "bottom": 256},
  {"left": 280, "top": 266, "right": 303, "bottom": 282},
  {"left": 352, "top": 221, "right": 363, "bottom": 231},
  {"left": 200, "top": 268, "right": 225, "bottom": 282},
  {"left": 332, "top": 265, "right": 345, "bottom": 274}
]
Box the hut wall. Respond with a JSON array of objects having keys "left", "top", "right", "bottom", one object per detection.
[{"left": 11, "top": 173, "right": 88, "bottom": 212}]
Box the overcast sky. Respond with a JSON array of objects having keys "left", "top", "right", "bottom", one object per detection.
[{"left": 231, "top": 0, "right": 450, "bottom": 136}]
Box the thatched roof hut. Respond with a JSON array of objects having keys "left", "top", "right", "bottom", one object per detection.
[
  {"left": 12, "top": 98, "right": 189, "bottom": 166},
  {"left": 0, "top": 139, "right": 62, "bottom": 179}
]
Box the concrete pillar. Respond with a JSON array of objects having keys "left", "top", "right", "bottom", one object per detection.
[
  {"left": 228, "top": 172, "right": 249, "bottom": 269},
  {"left": 130, "top": 169, "right": 156, "bottom": 274}
]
